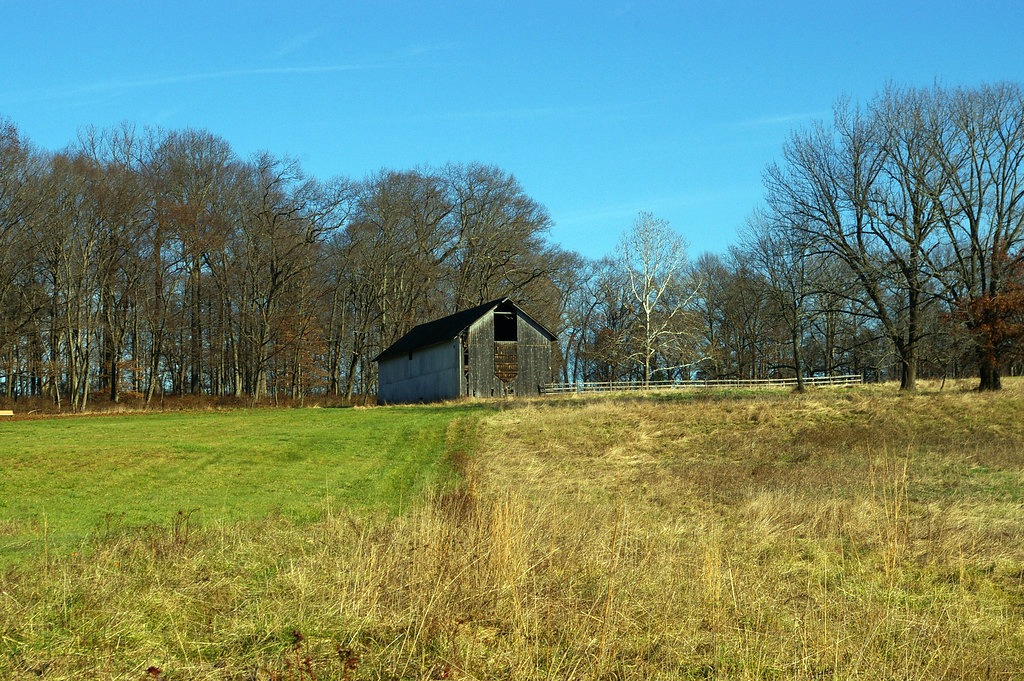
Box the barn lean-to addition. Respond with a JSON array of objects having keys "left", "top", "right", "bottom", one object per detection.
[{"left": 373, "top": 298, "right": 556, "bottom": 404}]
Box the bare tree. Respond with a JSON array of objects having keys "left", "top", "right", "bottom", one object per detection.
[
  {"left": 0, "top": 120, "right": 46, "bottom": 399},
  {"left": 616, "top": 211, "right": 697, "bottom": 387},
  {"left": 577, "top": 258, "right": 634, "bottom": 382},
  {"left": 741, "top": 210, "right": 821, "bottom": 391},
  {"left": 152, "top": 129, "right": 238, "bottom": 395},
  {"left": 719, "top": 257, "right": 775, "bottom": 380},
  {"left": 75, "top": 124, "right": 150, "bottom": 403},
  {"left": 930, "top": 83, "right": 1024, "bottom": 390},
  {"left": 766, "top": 92, "right": 946, "bottom": 391},
  {"left": 446, "top": 163, "right": 553, "bottom": 308}
]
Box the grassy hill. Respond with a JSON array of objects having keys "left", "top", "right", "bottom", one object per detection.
[{"left": 1, "top": 383, "right": 1023, "bottom": 679}]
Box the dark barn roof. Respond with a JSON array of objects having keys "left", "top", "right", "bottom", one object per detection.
[{"left": 373, "top": 298, "right": 555, "bottom": 363}]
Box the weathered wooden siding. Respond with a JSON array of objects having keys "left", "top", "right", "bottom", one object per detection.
[
  {"left": 462, "top": 307, "right": 552, "bottom": 397},
  {"left": 377, "top": 340, "right": 460, "bottom": 403},
  {"left": 465, "top": 313, "right": 496, "bottom": 397},
  {"left": 514, "top": 314, "right": 553, "bottom": 395}
]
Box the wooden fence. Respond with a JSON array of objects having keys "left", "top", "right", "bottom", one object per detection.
[{"left": 541, "top": 374, "right": 863, "bottom": 394}]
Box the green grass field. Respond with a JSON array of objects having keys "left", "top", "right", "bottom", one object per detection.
[
  {"left": 1, "top": 384, "right": 1023, "bottom": 679},
  {"left": 0, "top": 405, "right": 479, "bottom": 561}
]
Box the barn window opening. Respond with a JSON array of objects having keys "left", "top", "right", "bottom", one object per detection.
[{"left": 494, "top": 311, "right": 517, "bottom": 342}]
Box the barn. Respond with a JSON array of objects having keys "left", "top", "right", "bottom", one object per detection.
[{"left": 373, "top": 298, "right": 557, "bottom": 404}]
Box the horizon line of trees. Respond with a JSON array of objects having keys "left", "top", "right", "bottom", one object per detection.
[
  {"left": 2, "top": 81, "right": 1023, "bottom": 409},
  {"left": 0, "top": 121, "right": 574, "bottom": 409}
]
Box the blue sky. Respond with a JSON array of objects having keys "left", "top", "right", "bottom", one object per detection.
[{"left": 4, "top": 1, "right": 1024, "bottom": 260}]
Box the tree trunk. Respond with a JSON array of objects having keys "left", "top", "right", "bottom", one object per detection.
[
  {"left": 899, "top": 283, "right": 920, "bottom": 392},
  {"left": 895, "top": 337, "right": 917, "bottom": 391},
  {"left": 345, "top": 349, "right": 360, "bottom": 400},
  {"left": 792, "top": 325, "right": 805, "bottom": 393},
  {"left": 978, "top": 355, "right": 1002, "bottom": 391},
  {"left": 145, "top": 332, "right": 163, "bottom": 403},
  {"left": 232, "top": 337, "right": 243, "bottom": 398},
  {"left": 109, "top": 346, "right": 119, "bottom": 403},
  {"left": 190, "top": 262, "right": 203, "bottom": 395},
  {"left": 899, "top": 355, "right": 917, "bottom": 391}
]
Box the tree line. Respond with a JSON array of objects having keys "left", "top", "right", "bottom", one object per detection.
[
  {"left": 562, "top": 83, "right": 1024, "bottom": 392},
  {"left": 1, "top": 82, "right": 1022, "bottom": 409},
  {"left": 0, "top": 122, "right": 574, "bottom": 408}
]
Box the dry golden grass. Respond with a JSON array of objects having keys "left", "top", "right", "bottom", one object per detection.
[
  {"left": 2, "top": 381, "right": 1023, "bottom": 679},
  {"left": 466, "top": 382, "right": 1024, "bottom": 679}
]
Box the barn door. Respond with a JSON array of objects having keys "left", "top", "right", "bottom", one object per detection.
[
  {"left": 494, "top": 341, "right": 518, "bottom": 395},
  {"left": 493, "top": 308, "right": 519, "bottom": 396}
]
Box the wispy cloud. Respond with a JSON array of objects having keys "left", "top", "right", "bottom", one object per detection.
[
  {"left": 393, "top": 41, "right": 461, "bottom": 60},
  {"left": 150, "top": 108, "right": 180, "bottom": 125},
  {"left": 437, "top": 104, "right": 602, "bottom": 122},
  {"left": 420, "top": 97, "right": 665, "bottom": 124},
  {"left": 12, "top": 64, "right": 380, "bottom": 104},
  {"left": 556, "top": 185, "right": 759, "bottom": 229},
  {"left": 272, "top": 30, "right": 325, "bottom": 59},
  {"left": 735, "top": 111, "right": 825, "bottom": 129},
  {"left": 75, "top": 65, "right": 377, "bottom": 94},
  {"left": 556, "top": 202, "right": 642, "bottom": 229}
]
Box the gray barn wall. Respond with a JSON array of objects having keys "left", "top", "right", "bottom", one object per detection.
[{"left": 377, "top": 340, "right": 461, "bottom": 403}]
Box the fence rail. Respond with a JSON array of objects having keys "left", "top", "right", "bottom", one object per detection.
[{"left": 541, "top": 374, "right": 863, "bottom": 394}]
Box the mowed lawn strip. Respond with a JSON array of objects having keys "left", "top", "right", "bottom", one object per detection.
[{"left": 0, "top": 405, "right": 479, "bottom": 557}]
